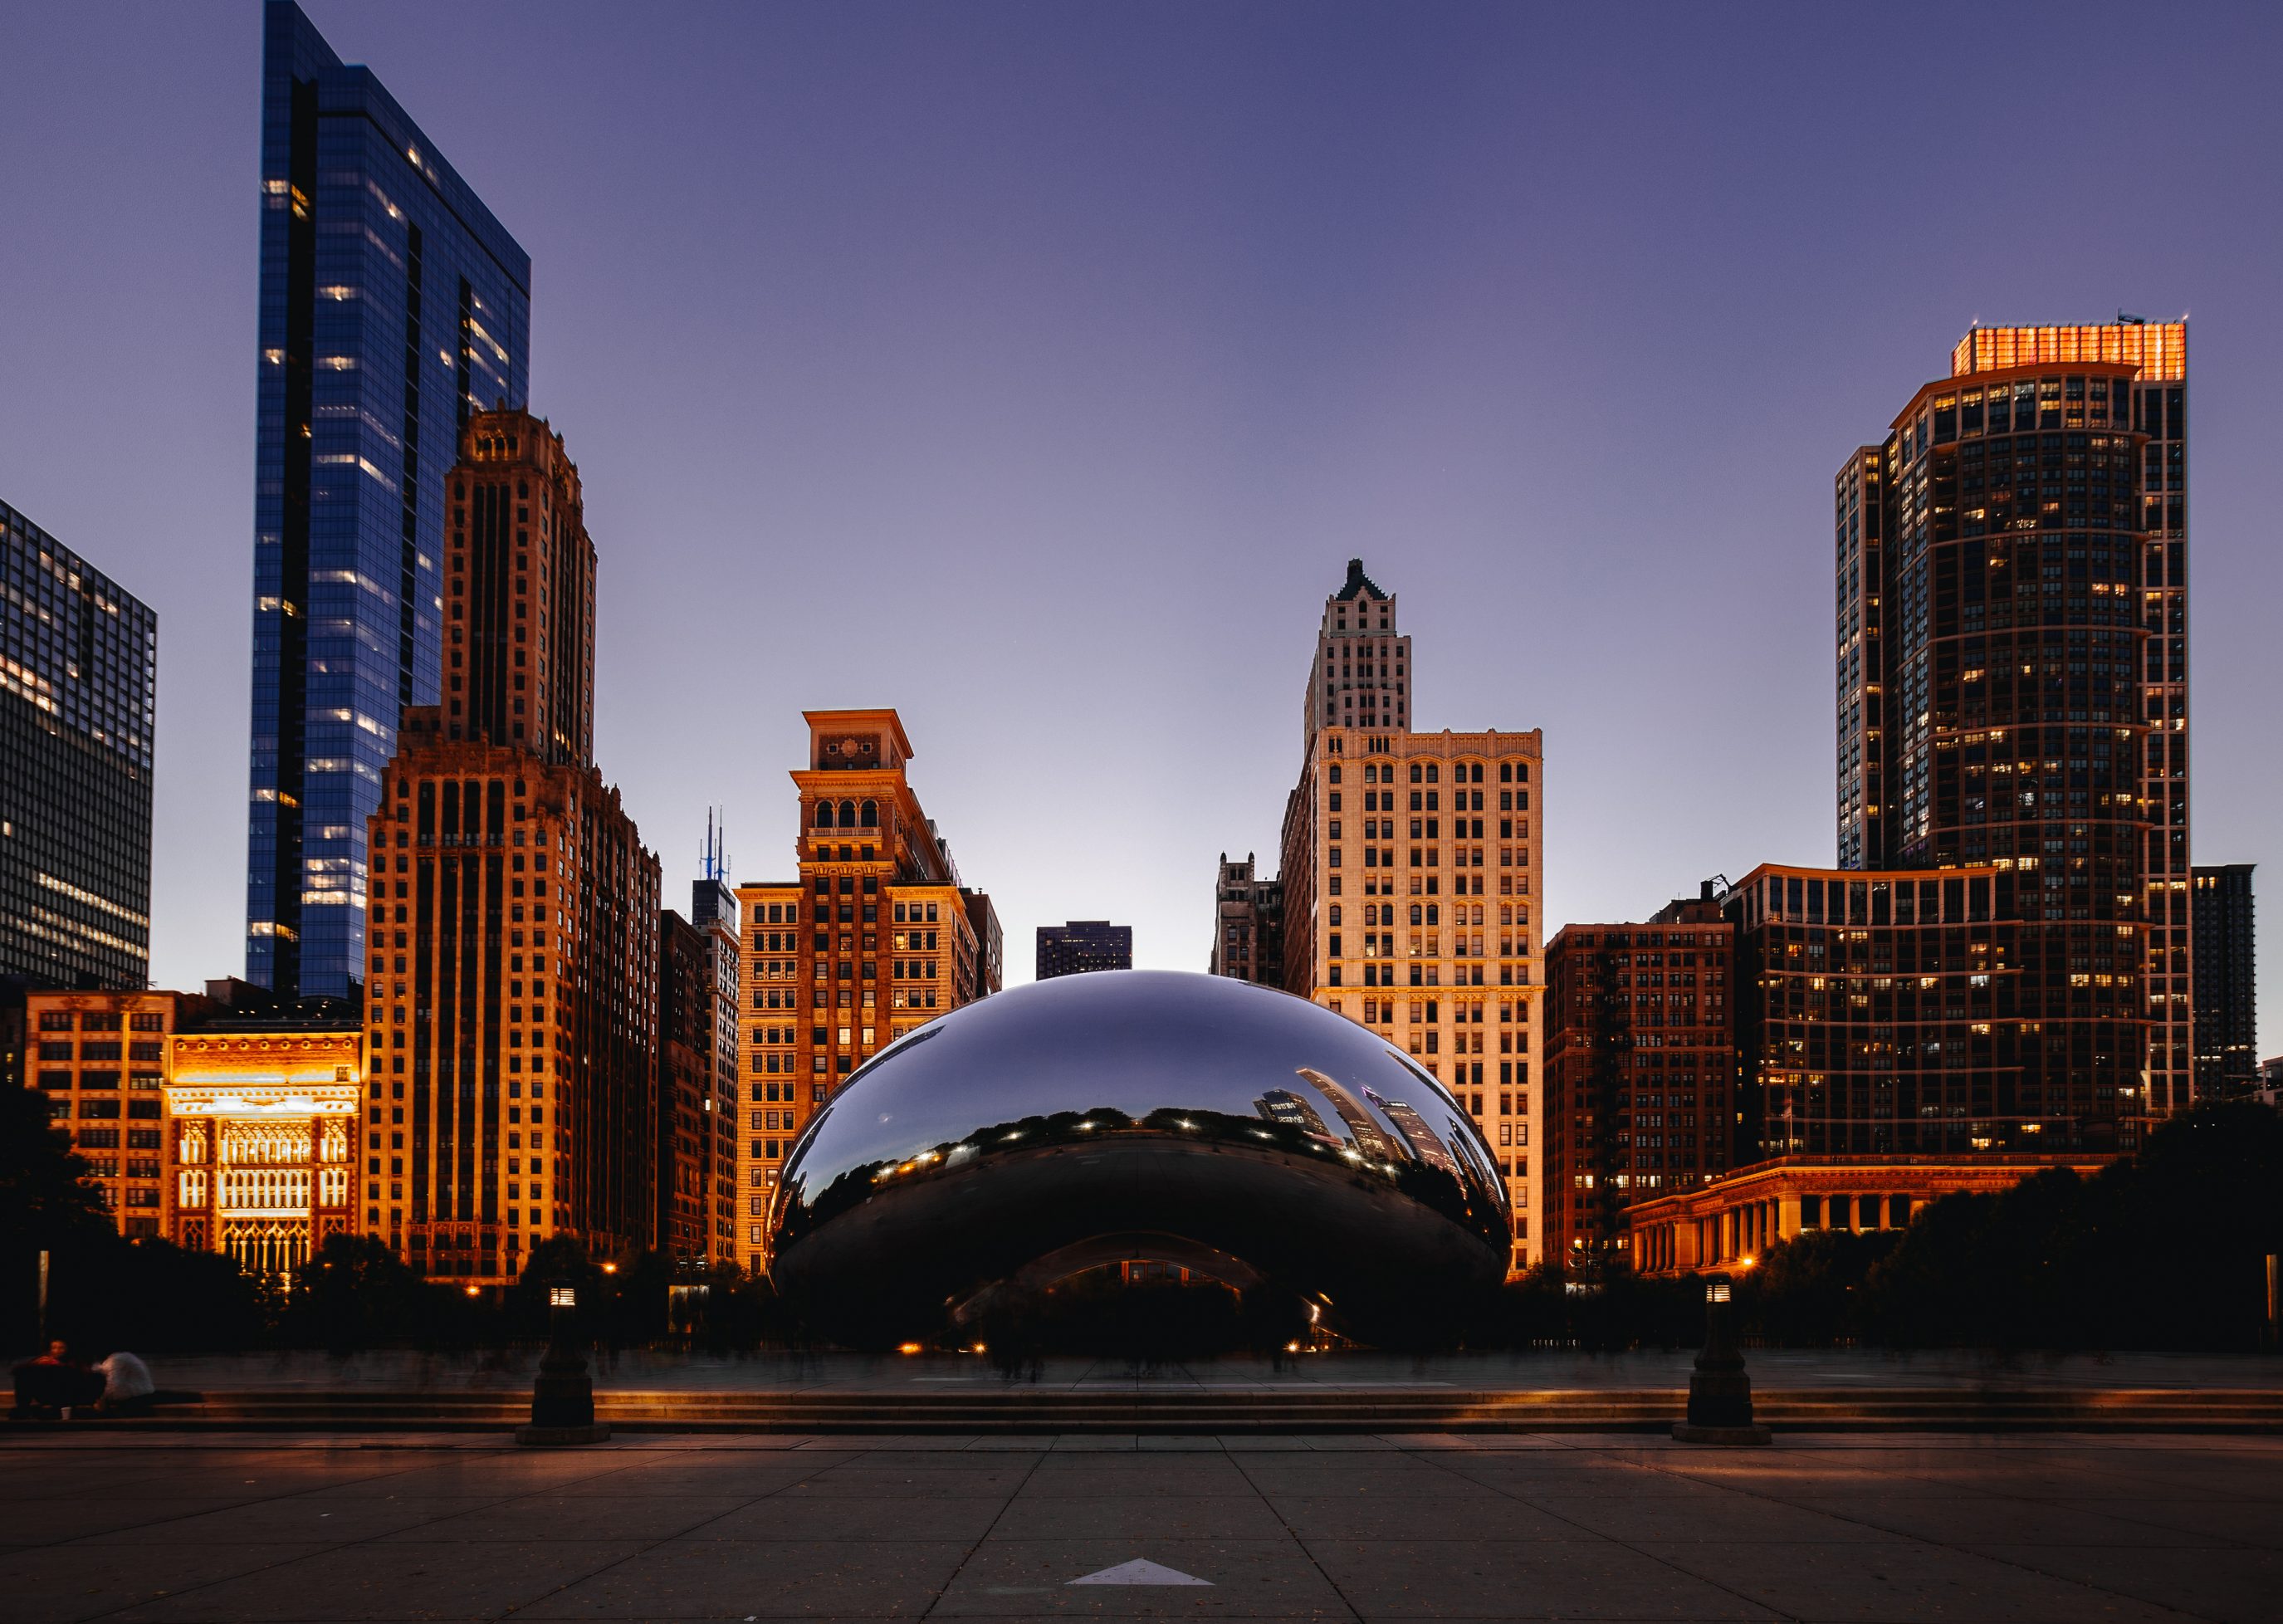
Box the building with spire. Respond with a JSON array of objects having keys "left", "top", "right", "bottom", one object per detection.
[{"left": 360, "top": 409, "right": 658, "bottom": 1285}]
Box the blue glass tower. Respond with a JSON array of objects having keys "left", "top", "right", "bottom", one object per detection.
[{"left": 247, "top": 2, "right": 530, "bottom": 999}]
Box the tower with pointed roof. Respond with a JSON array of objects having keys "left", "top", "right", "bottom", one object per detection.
[{"left": 1303, "top": 559, "right": 1410, "bottom": 746}]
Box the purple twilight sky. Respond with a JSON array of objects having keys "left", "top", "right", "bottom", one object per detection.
[{"left": 2, "top": 2, "right": 2279, "bottom": 1054}]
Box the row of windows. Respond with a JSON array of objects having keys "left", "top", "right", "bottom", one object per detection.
[{"left": 1329, "top": 761, "right": 1531, "bottom": 786}]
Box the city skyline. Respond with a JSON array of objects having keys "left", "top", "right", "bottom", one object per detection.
[{"left": 2, "top": 3, "right": 2280, "bottom": 1057}]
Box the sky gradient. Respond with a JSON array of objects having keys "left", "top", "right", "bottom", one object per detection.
[{"left": 3, "top": 2, "right": 2279, "bottom": 1054}]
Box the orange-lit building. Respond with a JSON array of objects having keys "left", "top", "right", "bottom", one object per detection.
[
  {"left": 363, "top": 409, "right": 660, "bottom": 1285},
  {"left": 22, "top": 984, "right": 368, "bottom": 1277},
  {"left": 165, "top": 1018, "right": 363, "bottom": 1274},
  {"left": 734, "top": 710, "right": 1000, "bottom": 1274},
  {"left": 1277, "top": 563, "right": 1546, "bottom": 1271},
  {"left": 23, "top": 989, "right": 202, "bottom": 1235},
  {"left": 1625, "top": 1152, "right": 2111, "bottom": 1276}
]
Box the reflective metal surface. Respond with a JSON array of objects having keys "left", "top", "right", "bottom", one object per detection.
[{"left": 770, "top": 970, "right": 1511, "bottom": 1348}]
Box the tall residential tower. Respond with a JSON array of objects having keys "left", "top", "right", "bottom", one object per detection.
[
  {"left": 1836, "top": 323, "right": 2178, "bottom": 1136},
  {"left": 247, "top": 1, "right": 531, "bottom": 1000}
]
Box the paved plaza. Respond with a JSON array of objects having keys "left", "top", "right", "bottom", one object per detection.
[{"left": 2, "top": 1431, "right": 2277, "bottom": 1622}]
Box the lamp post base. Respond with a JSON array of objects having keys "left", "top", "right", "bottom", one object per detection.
[
  {"left": 516, "top": 1421, "right": 612, "bottom": 1446},
  {"left": 1671, "top": 1421, "right": 1772, "bottom": 1445}
]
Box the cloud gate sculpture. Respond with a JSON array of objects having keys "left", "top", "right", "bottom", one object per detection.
[{"left": 768, "top": 970, "right": 1512, "bottom": 1348}]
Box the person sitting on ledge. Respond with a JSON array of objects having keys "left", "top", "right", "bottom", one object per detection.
[
  {"left": 95, "top": 1349, "right": 154, "bottom": 1416},
  {"left": 12, "top": 1341, "right": 105, "bottom": 1420}
]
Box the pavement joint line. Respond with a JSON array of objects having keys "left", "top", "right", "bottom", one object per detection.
[
  {"left": 56, "top": 1444, "right": 618, "bottom": 1624},
  {"left": 915, "top": 1428, "right": 1054, "bottom": 1619},
  {"left": 1438, "top": 1440, "right": 1815, "bottom": 1624},
  {"left": 1601, "top": 1441, "right": 2244, "bottom": 1624},
  {"left": 483, "top": 1442, "right": 857, "bottom": 1624},
  {"left": 1225, "top": 1432, "right": 1368, "bottom": 1623}
]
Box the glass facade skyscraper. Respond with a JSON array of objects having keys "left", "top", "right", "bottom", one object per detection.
[
  {"left": 1836, "top": 325, "right": 2182, "bottom": 1142},
  {"left": 1, "top": 499, "right": 158, "bottom": 989},
  {"left": 246, "top": 1, "right": 530, "bottom": 999}
]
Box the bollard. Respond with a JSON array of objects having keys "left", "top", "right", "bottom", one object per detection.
[
  {"left": 1671, "top": 1274, "right": 1770, "bottom": 1445},
  {"left": 517, "top": 1282, "right": 610, "bottom": 1445}
]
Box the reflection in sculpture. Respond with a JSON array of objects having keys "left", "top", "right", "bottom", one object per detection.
[{"left": 770, "top": 971, "right": 1511, "bottom": 1348}]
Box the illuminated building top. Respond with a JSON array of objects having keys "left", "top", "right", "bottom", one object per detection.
[{"left": 1952, "top": 321, "right": 2185, "bottom": 384}]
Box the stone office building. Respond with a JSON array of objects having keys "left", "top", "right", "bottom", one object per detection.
[{"left": 1278, "top": 561, "right": 1546, "bottom": 1270}]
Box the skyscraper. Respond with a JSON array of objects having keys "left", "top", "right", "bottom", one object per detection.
[
  {"left": 691, "top": 860, "right": 744, "bottom": 1266},
  {"left": 362, "top": 409, "right": 659, "bottom": 1284},
  {"left": 1948, "top": 322, "right": 2192, "bottom": 1111},
  {"left": 1, "top": 499, "right": 157, "bottom": 990},
  {"left": 732, "top": 710, "right": 1001, "bottom": 1274},
  {"left": 1303, "top": 559, "right": 1411, "bottom": 745},
  {"left": 1035, "top": 920, "right": 1132, "bottom": 980},
  {"left": 2191, "top": 863, "right": 2256, "bottom": 1096},
  {"left": 247, "top": 0, "right": 531, "bottom": 1000},
  {"left": 1278, "top": 562, "right": 1543, "bottom": 1271},
  {"left": 1838, "top": 323, "right": 2176, "bottom": 1127}
]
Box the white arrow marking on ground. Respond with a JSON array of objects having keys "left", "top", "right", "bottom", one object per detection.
[{"left": 1069, "top": 1559, "right": 1214, "bottom": 1587}]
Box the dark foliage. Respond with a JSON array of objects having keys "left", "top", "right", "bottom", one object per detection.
[{"left": 1, "top": 1087, "right": 266, "bottom": 1354}]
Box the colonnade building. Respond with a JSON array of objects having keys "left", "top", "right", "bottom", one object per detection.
[{"left": 733, "top": 710, "right": 1000, "bottom": 1274}]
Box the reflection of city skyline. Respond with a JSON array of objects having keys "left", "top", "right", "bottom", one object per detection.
[
  {"left": 1293, "top": 1067, "right": 1397, "bottom": 1163},
  {"left": 1254, "top": 1088, "right": 1336, "bottom": 1143},
  {"left": 1366, "top": 1088, "right": 1459, "bottom": 1175}
]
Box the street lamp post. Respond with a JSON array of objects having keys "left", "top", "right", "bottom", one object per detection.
[
  {"left": 1671, "top": 1274, "right": 1771, "bottom": 1445},
  {"left": 516, "top": 1280, "right": 610, "bottom": 1445}
]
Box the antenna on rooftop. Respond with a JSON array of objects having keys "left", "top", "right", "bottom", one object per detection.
[{"left": 702, "top": 808, "right": 731, "bottom": 884}]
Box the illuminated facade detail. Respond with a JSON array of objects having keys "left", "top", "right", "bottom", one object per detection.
[
  {"left": 364, "top": 409, "right": 661, "bottom": 1285},
  {"left": 732, "top": 710, "right": 1001, "bottom": 1276},
  {"left": 1545, "top": 892, "right": 1735, "bottom": 1269},
  {"left": 164, "top": 1025, "right": 363, "bottom": 1274},
  {"left": 1625, "top": 1152, "right": 2113, "bottom": 1276},
  {"left": 22, "top": 991, "right": 198, "bottom": 1235},
  {"left": 245, "top": 0, "right": 530, "bottom": 1000},
  {"left": 1304, "top": 559, "right": 1410, "bottom": 745},
  {"left": 1841, "top": 323, "right": 2178, "bottom": 1118},
  {"left": 1, "top": 501, "right": 158, "bottom": 990},
  {"left": 1277, "top": 565, "right": 1546, "bottom": 1272}
]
